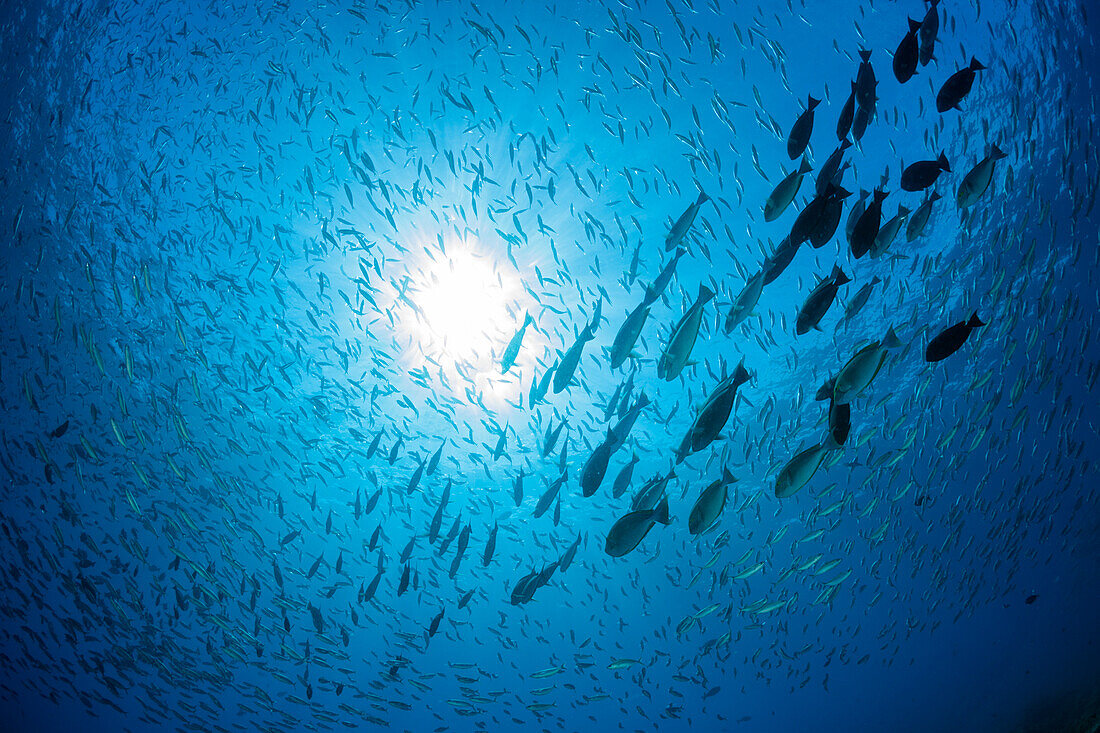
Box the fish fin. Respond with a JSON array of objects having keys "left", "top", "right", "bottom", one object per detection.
[{"left": 968, "top": 312, "right": 986, "bottom": 328}]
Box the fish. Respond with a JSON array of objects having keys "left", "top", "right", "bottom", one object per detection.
[
  {"left": 543, "top": 420, "right": 566, "bottom": 457},
  {"left": 665, "top": 192, "right": 709, "bottom": 251},
  {"left": 679, "top": 359, "right": 751, "bottom": 458},
  {"left": 612, "top": 454, "right": 639, "bottom": 499},
  {"left": 580, "top": 430, "right": 617, "bottom": 497},
  {"left": 957, "top": 145, "right": 1007, "bottom": 208},
  {"left": 796, "top": 265, "right": 850, "bottom": 335},
  {"left": 869, "top": 206, "right": 910, "bottom": 259},
  {"left": 926, "top": 313, "right": 985, "bottom": 362},
  {"left": 850, "top": 189, "right": 887, "bottom": 259},
  {"left": 724, "top": 271, "right": 765, "bottom": 333},
  {"left": 893, "top": 18, "right": 922, "bottom": 83},
  {"left": 651, "top": 248, "right": 687, "bottom": 300},
  {"left": 610, "top": 290, "right": 656, "bottom": 369},
  {"left": 49, "top": 420, "right": 70, "bottom": 439},
  {"left": 936, "top": 57, "right": 986, "bottom": 113},
  {"left": 832, "top": 326, "right": 903, "bottom": 405},
  {"left": 765, "top": 158, "right": 812, "bottom": 222},
  {"left": 688, "top": 468, "right": 737, "bottom": 535},
  {"left": 845, "top": 189, "right": 868, "bottom": 246},
  {"left": 854, "top": 50, "right": 877, "bottom": 112},
  {"left": 631, "top": 471, "right": 674, "bottom": 512},
  {"left": 827, "top": 400, "right": 851, "bottom": 446},
  {"left": 533, "top": 471, "right": 567, "bottom": 518},
  {"left": 851, "top": 96, "right": 874, "bottom": 142},
  {"left": 808, "top": 186, "right": 852, "bottom": 249},
  {"left": 840, "top": 276, "right": 881, "bottom": 327},
  {"left": 482, "top": 523, "right": 498, "bottom": 566},
  {"left": 605, "top": 496, "right": 671, "bottom": 557},
  {"left": 552, "top": 320, "right": 595, "bottom": 393},
  {"left": 512, "top": 470, "right": 524, "bottom": 507},
  {"left": 500, "top": 313, "right": 533, "bottom": 373},
  {"left": 919, "top": 0, "right": 940, "bottom": 66},
  {"left": 657, "top": 284, "right": 715, "bottom": 381},
  {"left": 789, "top": 187, "right": 833, "bottom": 247},
  {"left": 786, "top": 95, "right": 820, "bottom": 160},
  {"left": 906, "top": 193, "right": 942, "bottom": 241},
  {"left": 836, "top": 84, "right": 855, "bottom": 141},
  {"left": 775, "top": 443, "right": 833, "bottom": 499},
  {"left": 815, "top": 140, "right": 852, "bottom": 196},
  {"left": 900, "top": 153, "right": 950, "bottom": 191},
  {"left": 763, "top": 235, "right": 800, "bottom": 285}
]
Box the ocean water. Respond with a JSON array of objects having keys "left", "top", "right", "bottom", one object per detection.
[{"left": 2, "top": 0, "right": 1098, "bottom": 731}]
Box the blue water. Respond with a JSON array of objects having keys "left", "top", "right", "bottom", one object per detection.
[{"left": 2, "top": 0, "right": 1098, "bottom": 731}]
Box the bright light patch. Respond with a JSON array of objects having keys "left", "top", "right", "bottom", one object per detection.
[{"left": 409, "top": 246, "right": 515, "bottom": 365}]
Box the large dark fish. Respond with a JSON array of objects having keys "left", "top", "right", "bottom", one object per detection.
[
  {"left": 796, "top": 265, "right": 850, "bottom": 334},
  {"left": 808, "top": 186, "right": 852, "bottom": 249},
  {"left": 854, "top": 50, "right": 877, "bottom": 111},
  {"left": 893, "top": 18, "right": 922, "bottom": 83},
  {"left": 665, "top": 192, "right": 709, "bottom": 251},
  {"left": 919, "top": 0, "right": 940, "bottom": 67},
  {"left": 827, "top": 400, "right": 851, "bottom": 446},
  {"left": 937, "top": 57, "right": 986, "bottom": 112},
  {"left": 678, "top": 360, "right": 751, "bottom": 459},
  {"left": 901, "top": 152, "right": 951, "bottom": 191},
  {"left": 850, "top": 189, "right": 887, "bottom": 259},
  {"left": 836, "top": 84, "right": 855, "bottom": 141},
  {"left": 787, "top": 95, "right": 820, "bottom": 160},
  {"left": 926, "top": 313, "right": 985, "bottom": 362},
  {"left": 762, "top": 235, "right": 799, "bottom": 285},
  {"left": 605, "top": 496, "right": 671, "bottom": 558}
]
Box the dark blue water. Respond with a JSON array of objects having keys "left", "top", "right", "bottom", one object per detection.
[{"left": 2, "top": 1, "right": 1098, "bottom": 731}]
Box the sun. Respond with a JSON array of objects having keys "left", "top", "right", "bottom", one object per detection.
[{"left": 407, "top": 243, "right": 518, "bottom": 366}]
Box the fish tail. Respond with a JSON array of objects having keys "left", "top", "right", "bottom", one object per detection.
[
  {"left": 733, "top": 359, "right": 751, "bottom": 386},
  {"left": 859, "top": 49, "right": 871, "bottom": 62},
  {"left": 722, "top": 467, "right": 737, "bottom": 485},
  {"left": 968, "top": 312, "right": 986, "bottom": 328},
  {"left": 938, "top": 152, "right": 951, "bottom": 171},
  {"left": 908, "top": 18, "right": 922, "bottom": 32},
  {"left": 798, "top": 157, "right": 813, "bottom": 175},
  {"left": 698, "top": 283, "right": 715, "bottom": 302},
  {"left": 883, "top": 326, "right": 902, "bottom": 348},
  {"left": 831, "top": 265, "right": 850, "bottom": 286},
  {"left": 523, "top": 312, "right": 534, "bottom": 327},
  {"left": 808, "top": 95, "right": 820, "bottom": 110},
  {"left": 970, "top": 57, "right": 986, "bottom": 71},
  {"left": 990, "top": 144, "right": 1007, "bottom": 160},
  {"left": 695, "top": 190, "right": 710, "bottom": 206}
]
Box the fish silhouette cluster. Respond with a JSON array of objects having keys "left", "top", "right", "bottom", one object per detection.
[{"left": 0, "top": 0, "right": 1097, "bottom": 731}]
